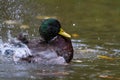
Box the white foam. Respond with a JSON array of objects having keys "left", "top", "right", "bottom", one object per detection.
[{"left": 0, "top": 38, "right": 32, "bottom": 63}]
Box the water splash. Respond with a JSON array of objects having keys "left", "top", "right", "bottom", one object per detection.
[{"left": 0, "top": 31, "right": 32, "bottom": 63}]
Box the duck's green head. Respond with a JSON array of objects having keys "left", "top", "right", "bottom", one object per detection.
[{"left": 39, "top": 18, "right": 71, "bottom": 42}]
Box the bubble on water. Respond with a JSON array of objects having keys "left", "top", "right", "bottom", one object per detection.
[{"left": 73, "top": 23, "right": 76, "bottom": 26}]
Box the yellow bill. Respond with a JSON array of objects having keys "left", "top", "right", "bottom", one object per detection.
[{"left": 58, "top": 28, "right": 71, "bottom": 38}]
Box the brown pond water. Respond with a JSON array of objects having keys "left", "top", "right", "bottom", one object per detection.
[{"left": 0, "top": 0, "right": 120, "bottom": 80}]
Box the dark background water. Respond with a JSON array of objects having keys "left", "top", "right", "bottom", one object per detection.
[{"left": 0, "top": 0, "right": 120, "bottom": 80}]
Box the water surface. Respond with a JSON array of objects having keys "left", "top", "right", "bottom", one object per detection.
[{"left": 0, "top": 0, "right": 120, "bottom": 80}]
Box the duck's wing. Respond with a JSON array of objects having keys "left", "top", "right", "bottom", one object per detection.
[
  {"left": 17, "top": 32, "right": 29, "bottom": 44},
  {"left": 50, "top": 35, "right": 74, "bottom": 63}
]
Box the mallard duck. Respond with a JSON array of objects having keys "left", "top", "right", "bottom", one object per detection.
[{"left": 18, "top": 18, "right": 73, "bottom": 64}]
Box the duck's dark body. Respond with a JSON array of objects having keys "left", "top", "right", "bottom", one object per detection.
[{"left": 20, "top": 35, "right": 73, "bottom": 63}]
